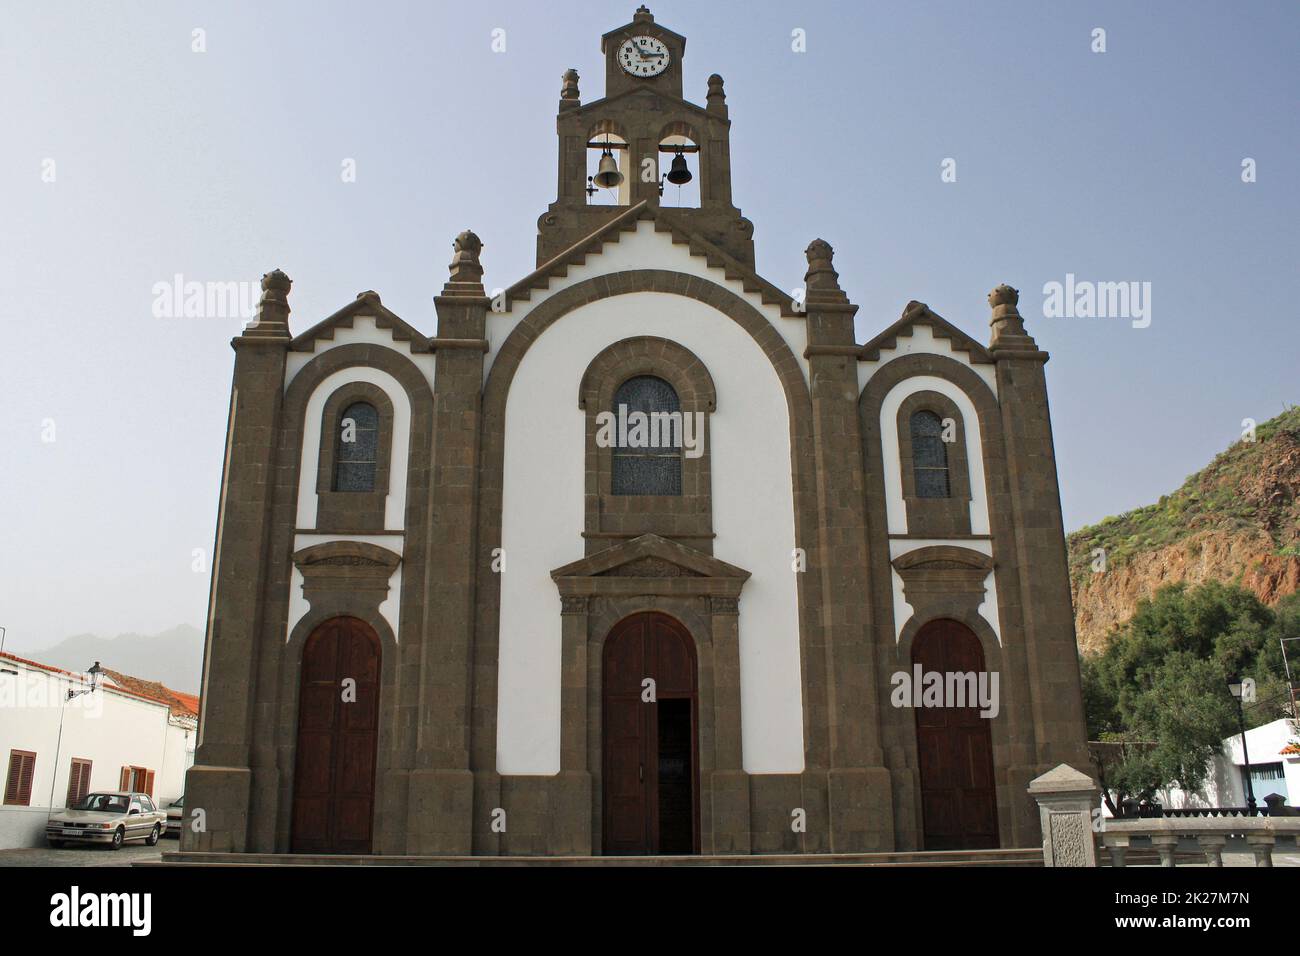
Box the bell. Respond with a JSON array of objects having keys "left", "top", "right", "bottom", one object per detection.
[
  {"left": 593, "top": 149, "right": 624, "bottom": 189},
  {"left": 665, "top": 151, "right": 692, "bottom": 186}
]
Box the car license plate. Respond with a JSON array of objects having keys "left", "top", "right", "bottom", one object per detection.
[{"left": 63, "top": 828, "right": 79, "bottom": 835}]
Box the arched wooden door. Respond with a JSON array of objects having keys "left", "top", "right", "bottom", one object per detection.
[
  {"left": 912, "top": 618, "right": 999, "bottom": 850},
  {"left": 602, "top": 612, "right": 699, "bottom": 856},
  {"left": 290, "top": 616, "right": 381, "bottom": 854}
]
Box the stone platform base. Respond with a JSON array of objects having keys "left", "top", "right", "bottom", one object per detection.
[{"left": 142, "top": 847, "right": 1042, "bottom": 867}]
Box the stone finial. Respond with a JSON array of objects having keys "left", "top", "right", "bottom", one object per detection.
[
  {"left": 634, "top": 5, "right": 654, "bottom": 22},
  {"left": 802, "top": 239, "right": 850, "bottom": 308},
  {"left": 804, "top": 239, "right": 838, "bottom": 288},
  {"left": 706, "top": 74, "right": 727, "bottom": 115},
  {"left": 261, "top": 268, "right": 291, "bottom": 294},
  {"left": 988, "top": 282, "right": 1036, "bottom": 351},
  {"left": 988, "top": 283, "right": 1019, "bottom": 316},
  {"left": 243, "top": 268, "right": 292, "bottom": 338},
  {"left": 450, "top": 230, "right": 483, "bottom": 277},
  {"left": 560, "top": 68, "right": 580, "bottom": 109},
  {"left": 442, "top": 229, "right": 486, "bottom": 297}
]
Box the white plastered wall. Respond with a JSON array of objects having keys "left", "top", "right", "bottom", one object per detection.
[
  {"left": 495, "top": 277, "right": 806, "bottom": 775},
  {"left": 486, "top": 219, "right": 809, "bottom": 388},
  {"left": 282, "top": 338, "right": 415, "bottom": 644},
  {"left": 863, "top": 329, "right": 1004, "bottom": 645}
]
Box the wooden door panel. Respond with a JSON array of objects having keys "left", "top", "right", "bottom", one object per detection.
[
  {"left": 295, "top": 735, "right": 333, "bottom": 794},
  {"left": 602, "top": 613, "right": 699, "bottom": 855},
  {"left": 291, "top": 617, "right": 380, "bottom": 854},
  {"left": 913, "top": 619, "right": 998, "bottom": 850}
]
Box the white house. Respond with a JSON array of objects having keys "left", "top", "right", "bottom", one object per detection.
[
  {"left": 1152, "top": 718, "right": 1300, "bottom": 812},
  {"left": 0, "top": 651, "right": 198, "bottom": 849}
]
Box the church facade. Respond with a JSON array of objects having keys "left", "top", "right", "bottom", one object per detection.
[{"left": 184, "top": 7, "right": 1090, "bottom": 857}]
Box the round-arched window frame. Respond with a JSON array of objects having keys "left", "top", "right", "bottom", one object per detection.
[
  {"left": 333, "top": 401, "right": 380, "bottom": 492},
  {"left": 611, "top": 375, "right": 682, "bottom": 496},
  {"left": 909, "top": 409, "right": 950, "bottom": 499}
]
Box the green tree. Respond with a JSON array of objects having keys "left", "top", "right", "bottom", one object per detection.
[{"left": 1082, "top": 581, "right": 1294, "bottom": 813}]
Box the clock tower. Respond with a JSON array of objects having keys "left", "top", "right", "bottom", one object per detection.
[
  {"left": 538, "top": 5, "right": 754, "bottom": 267},
  {"left": 602, "top": 4, "right": 685, "bottom": 97}
]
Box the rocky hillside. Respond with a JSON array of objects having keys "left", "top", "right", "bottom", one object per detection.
[{"left": 1069, "top": 406, "right": 1300, "bottom": 654}]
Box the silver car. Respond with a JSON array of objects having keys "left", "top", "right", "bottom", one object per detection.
[
  {"left": 165, "top": 794, "right": 184, "bottom": 837},
  {"left": 46, "top": 791, "right": 167, "bottom": 849}
]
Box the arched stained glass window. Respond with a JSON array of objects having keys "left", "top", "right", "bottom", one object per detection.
[
  {"left": 910, "top": 410, "right": 950, "bottom": 499},
  {"left": 333, "top": 402, "right": 379, "bottom": 492},
  {"left": 611, "top": 376, "right": 682, "bottom": 496}
]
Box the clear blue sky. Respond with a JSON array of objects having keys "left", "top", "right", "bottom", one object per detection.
[{"left": 1, "top": 0, "right": 1296, "bottom": 651}]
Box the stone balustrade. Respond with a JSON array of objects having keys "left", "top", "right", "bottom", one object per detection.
[{"left": 1100, "top": 815, "right": 1300, "bottom": 867}]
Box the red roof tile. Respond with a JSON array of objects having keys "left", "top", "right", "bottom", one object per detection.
[{"left": 0, "top": 651, "right": 199, "bottom": 718}]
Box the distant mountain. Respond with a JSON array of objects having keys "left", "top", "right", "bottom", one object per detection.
[
  {"left": 1069, "top": 406, "right": 1300, "bottom": 654},
  {"left": 25, "top": 624, "right": 204, "bottom": 694}
]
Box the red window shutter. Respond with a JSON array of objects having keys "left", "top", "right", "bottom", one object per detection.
[
  {"left": 3, "top": 759, "right": 18, "bottom": 806},
  {"left": 4, "top": 754, "right": 21, "bottom": 805},
  {"left": 18, "top": 754, "right": 35, "bottom": 805},
  {"left": 120, "top": 766, "right": 130, "bottom": 790},
  {"left": 5, "top": 752, "right": 36, "bottom": 806},
  {"left": 144, "top": 770, "right": 155, "bottom": 798},
  {"left": 66, "top": 759, "right": 92, "bottom": 806}
]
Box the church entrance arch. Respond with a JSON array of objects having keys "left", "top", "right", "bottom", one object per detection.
[{"left": 601, "top": 612, "right": 700, "bottom": 855}]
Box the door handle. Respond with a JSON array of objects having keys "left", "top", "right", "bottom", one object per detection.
[{"left": 639, "top": 764, "right": 644, "bottom": 782}]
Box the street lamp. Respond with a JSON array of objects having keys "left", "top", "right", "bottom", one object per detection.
[
  {"left": 67, "top": 661, "right": 103, "bottom": 701},
  {"left": 1227, "top": 676, "right": 1257, "bottom": 813},
  {"left": 48, "top": 662, "right": 104, "bottom": 816}
]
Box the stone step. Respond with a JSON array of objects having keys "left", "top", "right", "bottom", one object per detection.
[{"left": 141, "top": 847, "right": 1044, "bottom": 867}]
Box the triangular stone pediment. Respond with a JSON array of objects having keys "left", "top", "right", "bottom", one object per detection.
[
  {"left": 551, "top": 533, "right": 749, "bottom": 582},
  {"left": 599, "top": 556, "right": 702, "bottom": 578}
]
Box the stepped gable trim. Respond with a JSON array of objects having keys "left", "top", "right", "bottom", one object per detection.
[
  {"left": 290, "top": 291, "right": 432, "bottom": 353},
  {"left": 505, "top": 201, "right": 799, "bottom": 317},
  {"left": 860, "top": 301, "right": 993, "bottom": 365}
]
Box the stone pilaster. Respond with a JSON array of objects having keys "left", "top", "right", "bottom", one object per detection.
[
  {"left": 709, "top": 597, "right": 749, "bottom": 853},
  {"left": 801, "top": 240, "right": 894, "bottom": 852},
  {"left": 183, "top": 269, "right": 292, "bottom": 852},
  {"left": 406, "top": 232, "right": 490, "bottom": 854},
  {"left": 988, "top": 285, "right": 1091, "bottom": 777}
]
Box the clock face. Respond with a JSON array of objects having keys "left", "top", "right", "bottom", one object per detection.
[{"left": 618, "top": 35, "right": 670, "bottom": 77}]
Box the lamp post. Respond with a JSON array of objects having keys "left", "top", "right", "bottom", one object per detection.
[
  {"left": 1227, "top": 676, "right": 1257, "bottom": 813},
  {"left": 47, "top": 662, "right": 103, "bottom": 816}
]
